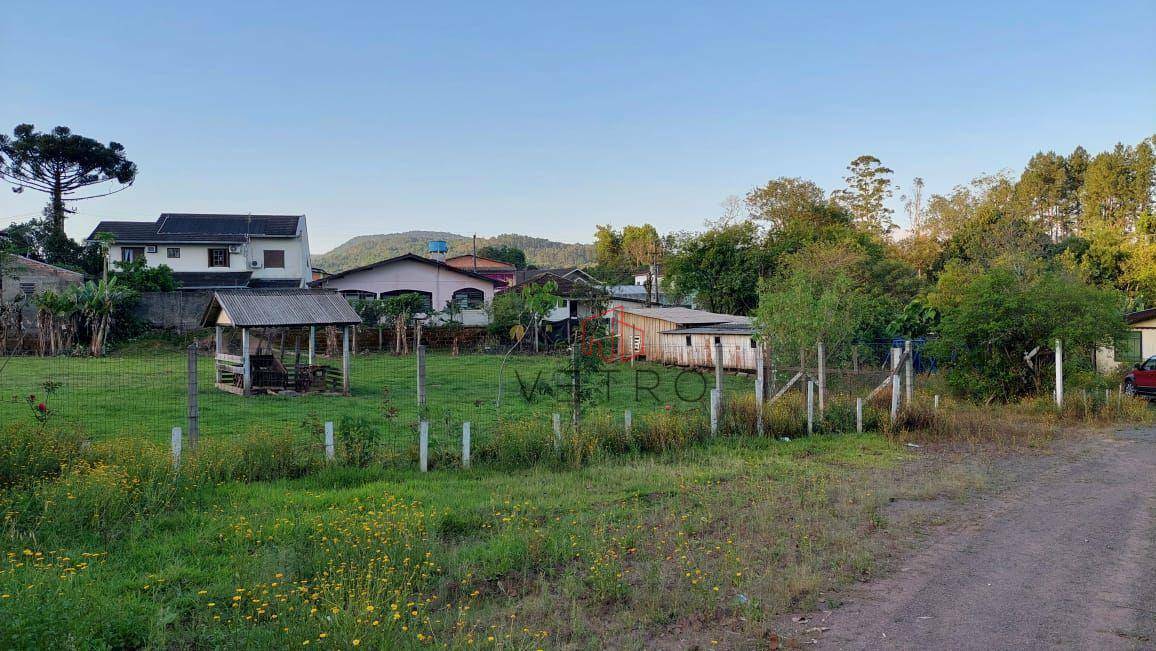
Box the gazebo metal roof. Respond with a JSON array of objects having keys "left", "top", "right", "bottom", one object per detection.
[{"left": 201, "top": 289, "right": 361, "bottom": 328}]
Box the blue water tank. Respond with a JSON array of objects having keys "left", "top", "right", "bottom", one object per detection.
[{"left": 428, "top": 240, "right": 448, "bottom": 254}]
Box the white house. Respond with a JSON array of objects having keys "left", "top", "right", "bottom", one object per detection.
[
  {"left": 86, "top": 213, "right": 311, "bottom": 289},
  {"left": 309, "top": 253, "right": 503, "bottom": 326}
]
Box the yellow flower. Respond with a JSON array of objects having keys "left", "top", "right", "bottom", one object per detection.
[{"left": 352, "top": 641, "right": 360, "bottom": 647}]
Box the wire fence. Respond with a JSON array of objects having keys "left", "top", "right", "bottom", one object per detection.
[{"left": 1, "top": 335, "right": 939, "bottom": 468}]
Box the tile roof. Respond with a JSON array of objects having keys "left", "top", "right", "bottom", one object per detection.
[
  {"left": 308, "top": 253, "right": 503, "bottom": 286},
  {"left": 202, "top": 289, "right": 361, "bottom": 328}
]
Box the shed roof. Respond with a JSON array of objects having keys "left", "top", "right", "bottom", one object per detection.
[
  {"left": 201, "top": 289, "right": 361, "bottom": 328},
  {"left": 618, "top": 306, "right": 750, "bottom": 326},
  {"left": 660, "top": 323, "right": 755, "bottom": 336}
]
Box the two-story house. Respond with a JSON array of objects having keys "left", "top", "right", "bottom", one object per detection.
[{"left": 86, "top": 213, "right": 311, "bottom": 289}]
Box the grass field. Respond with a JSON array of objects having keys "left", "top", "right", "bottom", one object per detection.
[
  {"left": 0, "top": 427, "right": 985, "bottom": 649},
  {"left": 0, "top": 347, "right": 752, "bottom": 447}
]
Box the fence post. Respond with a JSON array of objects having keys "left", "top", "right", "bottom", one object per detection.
[
  {"left": 171, "top": 427, "right": 182, "bottom": 468},
  {"left": 324, "top": 421, "right": 335, "bottom": 461},
  {"left": 816, "top": 340, "right": 826, "bottom": 416},
  {"left": 419, "top": 420, "right": 429, "bottom": 472},
  {"left": 308, "top": 325, "right": 316, "bottom": 364},
  {"left": 904, "top": 339, "right": 914, "bottom": 406},
  {"left": 890, "top": 346, "right": 900, "bottom": 423},
  {"left": 214, "top": 326, "right": 223, "bottom": 384},
  {"left": 462, "top": 422, "right": 471, "bottom": 468},
  {"left": 416, "top": 344, "right": 427, "bottom": 409},
  {"left": 553, "top": 413, "right": 562, "bottom": 453},
  {"left": 806, "top": 380, "right": 814, "bottom": 435},
  {"left": 934, "top": 394, "right": 940, "bottom": 411},
  {"left": 755, "top": 345, "right": 765, "bottom": 437},
  {"left": 624, "top": 409, "right": 632, "bottom": 438},
  {"left": 570, "top": 344, "right": 580, "bottom": 430},
  {"left": 241, "top": 328, "right": 252, "bottom": 396},
  {"left": 187, "top": 343, "right": 200, "bottom": 449},
  {"left": 710, "top": 389, "right": 720, "bottom": 436},
  {"left": 714, "top": 340, "right": 724, "bottom": 396},
  {"left": 1054, "top": 338, "right": 1064, "bottom": 409},
  {"left": 855, "top": 397, "right": 863, "bottom": 433},
  {"left": 342, "top": 326, "right": 351, "bottom": 396}
]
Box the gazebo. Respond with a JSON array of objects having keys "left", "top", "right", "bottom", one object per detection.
[{"left": 201, "top": 289, "right": 362, "bottom": 396}]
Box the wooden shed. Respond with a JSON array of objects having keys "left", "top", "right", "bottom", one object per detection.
[
  {"left": 612, "top": 306, "right": 751, "bottom": 365},
  {"left": 201, "top": 289, "right": 361, "bottom": 395},
  {"left": 659, "top": 323, "right": 758, "bottom": 371}
]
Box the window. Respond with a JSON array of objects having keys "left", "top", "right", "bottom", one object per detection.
[
  {"left": 338, "top": 290, "right": 377, "bottom": 302},
  {"left": 263, "top": 250, "right": 285, "bottom": 269},
  {"left": 208, "top": 248, "right": 229, "bottom": 268},
  {"left": 379, "top": 290, "right": 433, "bottom": 313},
  {"left": 167, "top": 248, "right": 181, "bottom": 259},
  {"left": 452, "top": 287, "right": 485, "bottom": 310},
  {"left": 19, "top": 282, "right": 36, "bottom": 296},
  {"left": 685, "top": 335, "right": 692, "bottom": 347},
  {"left": 713, "top": 336, "right": 721, "bottom": 345},
  {"left": 121, "top": 247, "right": 145, "bottom": 262},
  {"left": 750, "top": 338, "right": 757, "bottom": 349},
  {"left": 146, "top": 245, "right": 158, "bottom": 253},
  {"left": 1116, "top": 330, "right": 1142, "bottom": 364},
  {"left": 1142, "top": 356, "right": 1156, "bottom": 371}
]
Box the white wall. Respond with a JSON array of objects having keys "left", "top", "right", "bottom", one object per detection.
[
  {"left": 317, "top": 258, "right": 497, "bottom": 314},
  {"left": 111, "top": 238, "right": 308, "bottom": 283}
]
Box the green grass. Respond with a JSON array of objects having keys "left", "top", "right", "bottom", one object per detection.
[
  {"left": 0, "top": 349, "right": 752, "bottom": 448},
  {"left": 0, "top": 429, "right": 965, "bottom": 649}
]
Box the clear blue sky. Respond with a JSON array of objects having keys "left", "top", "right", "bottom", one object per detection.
[{"left": 2, "top": 1, "right": 1153, "bottom": 253}]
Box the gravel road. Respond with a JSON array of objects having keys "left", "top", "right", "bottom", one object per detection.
[{"left": 809, "top": 427, "right": 1156, "bottom": 650}]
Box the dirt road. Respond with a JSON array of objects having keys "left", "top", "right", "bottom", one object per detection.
[{"left": 809, "top": 427, "right": 1156, "bottom": 650}]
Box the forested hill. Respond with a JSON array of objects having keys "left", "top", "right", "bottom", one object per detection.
[{"left": 312, "top": 231, "right": 594, "bottom": 272}]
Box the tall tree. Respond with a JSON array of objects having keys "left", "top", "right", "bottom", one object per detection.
[
  {"left": 0, "top": 124, "right": 137, "bottom": 234},
  {"left": 476, "top": 244, "right": 527, "bottom": 269},
  {"left": 745, "top": 177, "right": 827, "bottom": 230},
  {"left": 831, "top": 155, "right": 896, "bottom": 233}
]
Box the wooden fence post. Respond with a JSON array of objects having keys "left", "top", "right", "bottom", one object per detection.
[
  {"left": 904, "top": 339, "right": 914, "bottom": 406},
  {"left": 324, "top": 421, "right": 335, "bottom": 461},
  {"left": 855, "top": 397, "right": 863, "bottom": 433},
  {"left": 171, "top": 427, "right": 182, "bottom": 468},
  {"left": 816, "top": 340, "right": 826, "bottom": 416},
  {"left": 1054, "top": 338, "right": 1064, "bottom": 408},
  {"left": 187, "top": 343, "right": 199, "bottom": 449},
  {"left": 890, "top": 347, "right": 901, "bottom": 423},
  {"left": 419, "top": 421, "right": 429, "bottom": 472},
  {"left": 806, "top": 380, "right": 814, "bottom": 435},
  {"left": 755, "top": 345, "right": 765, "bottom": 437},
  {"left": 462, "top": 422, "right": 471, "bottom": 468}
]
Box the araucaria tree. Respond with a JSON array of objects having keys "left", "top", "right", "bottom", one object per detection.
[{"left": 0, "top": 124, "right": 137, "bottom": 234}]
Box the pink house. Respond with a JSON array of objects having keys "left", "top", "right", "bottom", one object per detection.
[{"left": 309, "top": 253, "right": 503, "bottom": 325}]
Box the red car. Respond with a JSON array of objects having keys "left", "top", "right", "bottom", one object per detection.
[{"left": 1123, "top": 356, "right": 1156, "bottom": 397}]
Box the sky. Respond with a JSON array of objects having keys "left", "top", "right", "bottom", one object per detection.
[{"left": 2, "top": 1, "right": 1153, "bottom": 253}]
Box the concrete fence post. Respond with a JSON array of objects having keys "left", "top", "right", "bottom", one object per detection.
[
  {"left": 187, "top": 343, "right": 200, "bottom": 449},
  {"left": 624, "top": 409, "right": 632, "bottom": 438},
  {"left": 416, "top": 344, "right": 427, "bottom": 408},
  {"left": 1054, "top": 338, "right": 1064, "bottom": 409},
  {"left": 171, "top": 427, "right": 182, "bottom": 468},
  {"left": 890, "top": 347, "right": 901, "bottom": 423},
  {"left": 855, "top": 397, "right": 863, "bottom": 434},
  {"left": 806, "top": 380, "right": 814, "bottom": 435},
  {"left": 462, "top": 422, "right": 471, "bottom": 469},
  {"left": 933, "top": 394, "right": 940, "bottom": 412},
  {"left": 755, "top": 345, "right": 766, "bottom": 436},
  {"left": 904, "top": 339, "right": 914, "bottom": 405},
  {"left": 324, "top": 421, "right": 335, "bottom": 461},
  {"left": 419, "top": 420, "right": 429, "bottom": 472},
  {"left": 816, "top": 340, "right": 826, "bottom": 416},
  {"left": 710, "top": 389, "right": 721, "bottom": 436}
]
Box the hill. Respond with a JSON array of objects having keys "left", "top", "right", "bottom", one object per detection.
[{"left": 312, "top": 231, "right": 594, "bottom": 272}]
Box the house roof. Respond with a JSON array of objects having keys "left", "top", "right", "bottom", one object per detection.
[
  {"left": 173, "top": 271, "right": 252, "bottom": 289},
  {"left": 618, "top": 306, "right": 750, "bottom": 326},
  {"left": 445, "top": 254, "right": 516, "bottom": 272},
  {"left": 201, "top": 289, "right": 361, "bottom": 328},
  {"left": 511, "top": 271, "right": 604, "bottom": 299},
  {"left": 6, "top": 254, "right": 85, "bottom": 280},
  {"left": 661, "top": 323, "right": 755, "bottom": 336},
  {"left": 308, "top": 253, "right": 504, "bottom": 286},
  {"left": 1126, "top": 308, "right": 1156, "bottom": 325},
  {"left": 87, "top": 213, "right": 302, "bottom": 243},
  {"left": 514, "top": 268, "right": 596, "bottom": 284}
]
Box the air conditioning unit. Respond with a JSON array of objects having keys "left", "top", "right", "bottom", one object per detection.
[
  {"left": 250, "top": 260, "right": 261, "bottom": 269},
  {"left": 228, "top": 245, "right": 242, "bottom": 254}
]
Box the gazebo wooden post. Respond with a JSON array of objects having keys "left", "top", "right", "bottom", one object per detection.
[
  {"left": 309, "top": 326, "right": 316, "bottom": 364},
  {"left": 342, "top": 325, "right": 351, "bottom": 395},
  {"left": 242, "top": 327, "right": 252, "bottom": 396},
  {"left": 214, "top": 325, "right": 223, "bottom": 384}
]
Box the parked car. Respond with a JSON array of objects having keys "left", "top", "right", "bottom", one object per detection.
[{"left": 1122, "top": 356, "right": 1156, "bottom": 397}]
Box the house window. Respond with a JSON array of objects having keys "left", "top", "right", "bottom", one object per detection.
[
  {"left": 750, "top": 338, "right": 757, "bottom": 349},
  {"left": 1116, "top": 330, "right": 1143, "bottom": 364},
  {"left": 121, "top": 247, "right": 145, "bottom": 262},
  {"left": 208, "top": 248, "right": 230, "bottom": 268},
  {"left": 263, "top": 250, "right": 285, "bottom": 269},
  {"left": 379, "top": 290, "right": 433, "bottom": 313},
  {"left": 19, "top": 282, "right": 36, "bottom": 296},
  {"left": 685, "top": 335, "right": 692, "bottom": 346},
  {"left": 452, "top": 287, "right": 485, "bottom": 310},
  {"left": 167, "top": 248, "right": 181, "bottom": 259},
  {"left": 146, "top": 245, "right": 158, "bottom": 253}
]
